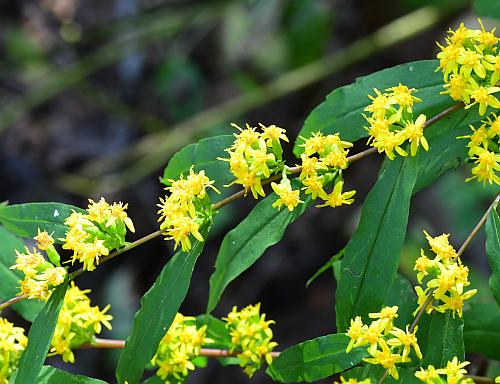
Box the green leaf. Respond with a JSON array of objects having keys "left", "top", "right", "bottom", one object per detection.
[
  {"left": 414, "top": 107, "right": 483, "bottom": 193},
  {"left": 14, "top": 281, "right": 69, "bottom": 384},
  {"left": 384, "top": 273, "right": 417, "bottom": 329},
  {"left": 485, "top": 205, "right": 500, "bottom": 307},
  {"left": 421, "top": 311, "right": 464, "bottom": 367},
  {"left": 0, "top": 203, "right": 84, "bottom": 242},
  {"left": 142, "top": 375, "right": 165, "bottom": 384},
  {"left": 115, "top": 227, "right": 209, "bottom": 384},
  {"left": 162, "top": 135, "right": 234, "bottom": 189},
  {"left": 306, "top": 247, "right": 345, "bottom": 287},
  {"left": 10, "top": 365, "right": 107, "bottom": 384},
  {"left": 0, "top": 225, "right": 44, "bottom": 321},
  {"left": 335, "top": 156, "right": 418, "bottom": 332},
  {"left": 195, "top": 314, "right": 231, "bottom": 349},
  {"left": 207, "top": 180, "right": 311, "bottom": 313},
  {"left": 474, "top": 0, "right": 500, "bottom": 20},
  {"left": 266, "top": 333, "right": 369, "bottom": 383},
  {"left": 464, "top": 302, "right": 500, "bottom": 360},
  {"left": 293, "top": 60, "right": 450, "bottom": 156}
]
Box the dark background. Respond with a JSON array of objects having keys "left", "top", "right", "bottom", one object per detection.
[{"left": 0, "top": 0, "right": 498, "bottom": 382}]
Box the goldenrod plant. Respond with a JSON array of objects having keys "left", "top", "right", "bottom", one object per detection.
[{"left": 0, "top": 15, "right": 499, "bottom": 384}]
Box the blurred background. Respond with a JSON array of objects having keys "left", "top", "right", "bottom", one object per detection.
[{"left": 0, "top": 0, "right": 499, "bottom": 382}]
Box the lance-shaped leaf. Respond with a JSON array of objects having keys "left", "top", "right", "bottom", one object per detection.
[
  {"left": 335, "top": 156, "right": 418, "bottom": 332},
  {"left": 10, "top": 365, "right": 107, "bottom": 384},
  {"left": 485, "top": 205, "right": 500, "bottom": 306},
  {"left": 421, "top": 311, "right": 464, "bottom": 367},
  {"left": 0, "top": 226, "right": 44, "bottom": 321},
  {"left": 14, "top": 281, "right": 69, "bottom": 384},
  {"left": 115, "top": 227, "right": 209, "bottom": 384},
  {"left": 0, "top": 202, "right": 84, "bottom": 242},
  {"left": 207, "top": 180, "right": 310, "bottom": 313},
  {"left": 162, "top": 135, "right": 234, "bottom": 190},
  {"left": 293, "top": 60, "right": 450, "bottom": 156},
  {"left": 266, "top": 334, "right": 369, "bottom": 383}
]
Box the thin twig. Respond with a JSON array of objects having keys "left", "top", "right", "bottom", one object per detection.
[
  {"left": 466, "top": 375, "right": 496, "bottom": 384},
  {"left": 69, "top": 229, "right": 162, "bottom": 279},
  {"left": 0, "top": 294, "right": 27, "bottom": 311},
  {"left": 0, "top": 97, "right": 470, "bottom": 312},
  {"left": 379, "top": 193, "right": 500, "bottom": 384},
  {"left": 80, "top": 338, "right": 280, "bottom": 358}
]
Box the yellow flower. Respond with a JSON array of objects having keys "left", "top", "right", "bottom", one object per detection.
[
  {"left": 299, "top": 154, "right": 326, "bottom": 179},
  {"left": 457, "top": 48, "right": 487, "bottom": 79},
  {"left": 300, "top": 132, "right": 328, "bottom": 156},
  {"left": 302, "top": 174, "right": 327, "bottom": 200},
  {"left": 20, "top": 278, "right": 49, "bottom": 300},
  {"left": 424, "top": 231, "right": 457, "bottom": 261},
  {"left": 387, "top": 326, "right": 422, "bottom": 359},
  {"left": 414, "top": 250, "right": 435, "bottom": 283},
  {"left": 259, "top": 123, "right": 289, "bottom": 145},
  {"left": 441, "top": 73, "right": 470, "bottom": 102},
  {"left": 415, "top": 365, "right": 440, "bottom": 383},
  {"left": 346, "top": 316, "right": 365, "bottom": 353},
  {"left": 436, "top": 42, "right": 461, "bottom": 78},
  {"left": 10, "top": 247, "right": 45, "bottom": 278},
  {"left": 435, "top": 357, "right": 469, "bottom": 383},
  {"left": 467, "top": 146, "right": 500, "bottom": 185},
  {"left": 271, "top": 178, "right": 303, "bottom": 211},
  {"left": 34, "top": 228, "right": 55, "bottom": 251},
  {"left": 370, "top": 130, "right": 407, "bottom": 160},
  {"left": 401, "top": 114, "right": 429, "bottom": 156},
  {"left": 368, "top": 306, "right": 398, "bottom": 333},
  {"left": 435, "top": 289, "right": 477, "bottom": 318},
  {"left": 363, "top": 341, "right": 408, "bottom": 380},
  {"left": 0, "top": 317, "right": 27, "bottom": 383},
  {"left": 223, "top": 303, "right": 277, "bottom": 377},
  {"left": 316, "top": 181, "right": 356, "bottom": 208},
  {"left": 36, "top": 266, "right": 67, "bottom": 287},
  {"left": 365, "top": 88, "right": 393, "bottom": 119},
  {"left": 465, "top": 79, "right": 500, "bottom": 116},
  {"left": 50, "top": 282, "right": 113, "bottom": 364},
  {"left": 386, "top": 83, "right": 421, "bottom": 113}
]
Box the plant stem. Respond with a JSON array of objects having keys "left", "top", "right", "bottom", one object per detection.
[
  {"left": 466, "top": 375, "right": 496, "bottom": 384},
  {"left": 0, "top": 101, "right": 470, "bottom": 312},
  {"left": 0, "top": 294, "right": 27, "bottom": 311},
  {"left": 81, "top": 338, "right": 280, "bottom": 358},
  {"left": 378, "top": 192, "right": 500, "bottom": 384}
]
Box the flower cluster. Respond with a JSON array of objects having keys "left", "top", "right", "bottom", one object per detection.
[
  {"left": 221, "top": 123, "right": 288, "bottom": 199},
  {"left": 63, "top": 198, "right": 135, "bottom": 271},
  {"left": 413, "top": 231, "right": 477, "bottom": 318},
  {"left": 0, "top": 318, "right": 27, "bottom": 384},
  {"left": 460, "top": 114, "right": 500, "bottom": 185},
  {"left": 298, "top": 132, "right": 356, "bottom": 208},
  {"left": 364, "top": 84, "right": 429, "bottom": 159},
  {"left": 437, "top": 19, "right": 500, "bottom": 115},
  {"left": 10, "top": 229, "right": 67, "bottom": 300},
  {"left": 50, "top": 282, "right": 112, "bottom": 363},
  {"left": 157, "top": 167, "right": 217, "bottom": 251},
  {"left": 334, "top": 377, "right": 372, "bottom": 384},
  {"left": 223, "top": 303, "right": 277, "bottom": 377},
  {"left": 416, "top": 357, "right": 473, "bottom": 384},
  {"left": 152, "top": 313, "right": 211, "bottom": 383},
  {"left": 346, "top": 306, "right": 421, "bottom": 380}
]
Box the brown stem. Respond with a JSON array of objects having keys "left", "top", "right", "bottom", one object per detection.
[
  {"left": 69, "top": 229, "right": 163, "bottom": 279},
  {"left": 379, "top": 192, "right": 500, "bottom": 384},
  {"left": 466, "top": 375, "right": 496, "bottom": 384},
  {"left": 0, "top": 294, "right": 27, "bottom": 311},
  {"left": 0, "top": 100, "right": 470, "bottom": 311},
  {"left": 80, "top": 338, "right": 280, "bottom": 358}
]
